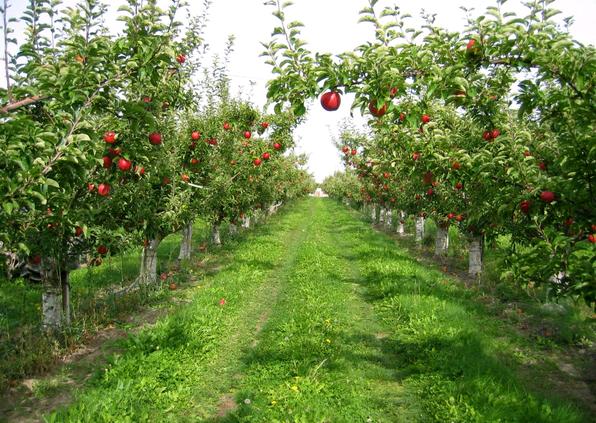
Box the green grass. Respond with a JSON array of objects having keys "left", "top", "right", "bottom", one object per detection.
[
  {"left": 38, "top": 199, "right": 591, "bottom": 422},
  {"left": 0, "top": 220, "right": 210, "bottom": 390}
]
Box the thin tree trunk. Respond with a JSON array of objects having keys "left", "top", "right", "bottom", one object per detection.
[
  {"left": 435, "top": 226, "right": 450, "bottom": 256},
  {"left": 138, "top": 236, "right": 161, "bottom": 285},
  {"left": 374, "top": 206, "right": 381, "bottom": 224},
  {"left": 61, "top": 271, "right": 71, "bottom": 327},
  {"left": 242, "top": 215, "right": 250, "bottom": 229},
  {"left": 41, "top": 258, "right": 62, "bottom": 331},
  {"left": 178, "top": 222, "right": 193, "bottom": 261},
  {"left": 397, "top": 211, "right": 406, "bottom": 235},
  {"left": 415, "top": 216, "right": 425, "bottom": 243},
  {"left": 468, "top": 235, "right": 483, "bottom": 278},
  {"left": 211, "top": 223, "right": 221, "bottom": 245},
  {"left": 229, "top": 223, "right": 238, "bottom": 235},
  {"left": 385, "top": 209, "right": 392, "bottom": 229}
]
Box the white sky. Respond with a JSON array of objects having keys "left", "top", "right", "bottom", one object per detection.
[{"left": 3, "top": 0, "right": 595, "bottom": 182}]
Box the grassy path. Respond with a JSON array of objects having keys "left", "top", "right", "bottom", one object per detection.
[{"left": 45, "top": 199, "right": 590, "bottom": 422}]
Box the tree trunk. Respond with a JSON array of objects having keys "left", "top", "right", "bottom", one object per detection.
[
  {"left": 41, "top": 258, "right": 62, "bottom": 331},
  {"left": 435, "top": 226, "right": 450, "bottom": 256},
  {"left": 397, "top": 211, "right": 406, "bottom": 235},
  {"left": 415, "top": 216, "right": 425, "bottom": 243},
  {"left": 61, "top": 271, "right": 71, "bottom": 327},
  {"left": 178, "top": 222, "right": 193, "bottom": 261},
  {"left": 211, "top": 224, "right": 221, "bottom": 246},
  {"left": 138, "top": 236, "right": 161, "bottom": 285},
  {"left": 229, "top": 223, "right": 238, "bottom": 235},
  {"left": 374, "top": 206, "right": 381, "bottom": 224},
  {"left": 385, "top": 209, "right": 392, "bottom": 229},
  {"left": 242, "top": 215, "right": 250, "bottom": 229},
  {"left": 468, "top": 235, "right": 484, "bottom": 278}
]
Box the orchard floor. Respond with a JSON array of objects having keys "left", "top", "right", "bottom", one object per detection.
[{"left": 3, "top": 198, "right": 594, "bottom": 422}]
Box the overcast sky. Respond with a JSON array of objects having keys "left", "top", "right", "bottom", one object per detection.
[{"left": 2, "top": 0, "right": 595, "bottom": 182}]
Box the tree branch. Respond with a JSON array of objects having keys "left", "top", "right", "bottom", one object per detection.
[{"left": 0, "top": 95, "right": 45, "bottom": 113}]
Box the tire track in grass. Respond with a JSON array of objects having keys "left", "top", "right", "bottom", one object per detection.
[
  {"left": 46, "top": 200, "right": 314, "bottom": 422},
  {"left": 214, "top": 199, "right": 422, "bottom": 422}
]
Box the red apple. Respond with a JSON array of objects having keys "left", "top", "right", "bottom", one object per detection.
[
  {"left": 142, "top": 96, "right": 152, "bottom": 103},
  {"left": 368, "top": 100, "right": 387, "bottom": 117},
  {"left": 261, "top": 122, "right": 269, "bottom": 129},
  {"left": 273, "top": 142, "right": 282, "bottom": 151},
  {"left": 117, "top": 157, "right": 131, "bottom": 172},
  {"left": 588, "top": 234, "right": 596, "bottom": 243},
  {"left": 342, "top": 146, "right": 350, "bottom": 154},
  {"left": 390, "top": 86, "right": 398, "bottom": 97},
  {"left": 87, "top": 183, "right": 95, "bottom": 192},
  {"left": 223, "top": 122, "right": 231, "bottom": 130},
  {"left": 190, "top": 158, "right": 199, "bottom": 165},
  {"left": 538, "top": 162, "right": 547, "bottom": 171},
  {"left": 412, "top": 152, "right": 421, "bottom": 161},
  {"left": 455, "top": 182, "right": 463, "bottom": 190},
  {"left": 421, "top": 114, "right": 430, "bottom": 124},
  {"left": 540, "top": 191, "right": 555, "bottom": 203},
  {"left": 351, "top": 149, "right": 357, "bottom": 156},
  {"left": 97, "top": 245, "right": 108, "bottom": 255},
  {"left": 455, "top": 214, "right": 464, "bottom": 222},
  {"left": 191, "top": 131, "right": 201, "bottom": 140},
  {"left": 102, "top": 156, "right": 112, "bottom": 168},
  {"left": 320, "top": 91, "right": 341, "bottom": 111},
  {"left": 134, "top": 166, "right": 145, "bottom": 176},
  {"left": 564, "top": 217, "right": 574, "bottom": 226},
  {"left": 262, "top": 152, "right": 271, "bottom": 160},
  {"left": 447, "top": 213, "right": 455, "bottom": 219},
  {"left": 108, "top": 147, "right": 121, "bottom": 157},
  {"left": 98, "top": 183, "right": 110, "bottom": 196},
  {"left": 103, "top": 131, "right": 116, "bottom": 144},
  {"left": 426, "top": 188, "right": 434, "bottom": 196},
  {"left": 181, "top": 174, "right": 190, "bottom": 182},
  {"left": 383, "top": 172, "right": 390, "bottom": 179},
  {"left": 31, "top": 255, "right": 42, "bottom": 265},
  {"left": 399, "top": 112, "right": 406, "bottom": 122},
  {"left": 243, "top": 131, "right": 252, "bottom": 139},
  {"left": 452, "top": 161, "right": 461, "bottom": 170},
  {"left": 491, "top": 129, "right": 501, "bottom": 139},
  {"left": 483, "top": 130, "right": 492, "bottom": 141},
  {"left": 466, "top": 39, "right": 476, "bottom": 50},
  {"left": 523, "top": 150, "right": 532, "bottom": 157},
  {"left": 176, "top": 54, "right": 186, "bottom": 64},
  {"left": 75, "top": 226, "right": 84, "bottom": 236},
  {"left": 520, "top": 200, "right": 531, "bottom": 214},
  {"left": 149, "top": 132, "right": 162, "bottom": 145},
  {"left": 253, "top": 158, "right": 262, "bottom": 166},
  {"left": 162, "top": 177, "right": 171, "bottom": 185}
]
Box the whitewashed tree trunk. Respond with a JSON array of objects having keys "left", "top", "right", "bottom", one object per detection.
[
  {"left": 211, "top": 224, "right": 221, "bottom": 245},
  {"left": 397, "top": 211, "right": 406, "bottom": 235},
  {"left": 468, "top": 235, "right": 484, "bottom": 277},
  {"left": 242, "top": 216, "right": 250, "bottom": 229},
  {"left": 41, "top": 258, "right": 62, "bottom": 331},
  {"left": 138, "top": 237, "right": 161, "bottom": 285},
  {"left": 178, "top": 222, "right": 193, "bottom": 261},
  {"left": 385, "top": 209, "right": 392, "bottom": 228},
  {"left": 435, "top": 226, "right": 450, "bottom": 256},
  {"left": 379, "top": 208, "right": 385, "bottom": 223},
  {"left": 229, "top": 223, "right": 238, "bottom": 235},
  {"left": 374, "top": 206, "right": 381, "bottom": 224},
  {"left": 415, "top": 216, "right": 425, "bottom": 243}
]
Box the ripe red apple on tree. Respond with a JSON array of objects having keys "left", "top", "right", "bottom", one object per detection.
[
  {"left": 223, "top": 122, "right": 231, "bottom": 130},
  {"left": 447, "top": 213, "right": 455, "bottom": 219},
  {"left": 176, "top": 54, "right": 186, "bottom": 64},
  {"left": 455, "top": 182, "right": 463, "bottom": 190},
  {"left": 383, "top": 172, "right": 390, "bottom": 179},
  {"left": 421, "top": 114, "right": 431, "bottom": 124},
  {"left": 253, "top": 158, "right": 262, "bottom": 166},
  {"left": 412, "top": 152, "right": 421, "bottom": 161},
  {"left": 341, "top": 146, "right": 350, "bottom": 154},
  {"left": 399, "top": 112, "right": 406, "bottom": 122},
  {"left": 103, "top": 156, "right": 112, "bottom": 168},
  {"left": 390, "top": 86, "right": 398, "bottom": 97},
  {"left": 491, "top": 129, "right": 501, "bottom": 139},
  {"left": 452, "top": 161, "right": 461, "bottom": 170},
  {"left": 162, "top": 177, "right": 171, "bottom": 185},
  {"left": 261, "top": 122, "right": 269, "bottom": 129},
  {"left": 426, "top": 188, "right": 434, "bottom": 196},
  {"left": 103, "top": 131, "right": 116, "bottom": 144},
  {"left": 244, "top": 131, "right": 252, "bottom": 139},
  {"left": 191, "top": 131, "right": 201, "bottom": 140},
  {"left": 320, "top": 91, "right": 341, "bottom": 111},
  {"left": 149, "top": 132, "right": 162, "bottom": 145},
  {"left": 97, "top": 245, "right": 108, "bottom": 255},
  {"left": 523, "top": 150, "right": 532, "bottom": 157},
  {"left": 190, "top": 158, "right": 199, "bottom": 165},
  {"left": 540, "top": 191, "right": 555, "bottom": 203},
  {"left": 455, "top": 214, "right": 464, "bottom": 222},
  {"left": 133, "top": 166, "right": 145, "bottom": 176},
  {"left": 351, "top": 149, "right": 357, "bottom": 156},
  {"left": 588, "top": 234, "right": 596, "bottom": 243},
  {"left": 538, "top": 161, "right": 547, "bottom": 171},
  {"left": 368, "top": 100, "right": 387, "bottom": 117},
  {"left": 142, "top": 96, "right": 152, "bottom": 104},
  {"left": 98, "top": 183, "right": 110, "bottom": 196},
  {"left": 108, "top": 147, "right": 121, "bottom": 157},
  {"left": 181, "top": 174, "right": 190, "bottom": 182},
  {"left": 75, "top": 226, "right": 84, "bottom": 237},
  {"left": 520, "top": 200, "right": 531, "bottom": 214},
  {"left": 262, "top": 152, "right": 271, "bottom": 160},
  {"left": 483, "top": 130, "right": 492, "bottom": 141},
  {"left": 273, "top": 142, "right": 282, "bottom": 151},
  {"left": 117, "top": 157, "right": 132, "bottom": 172},
  {"left": 87, "top": 183, "right": 95, "bottom": 192}
]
